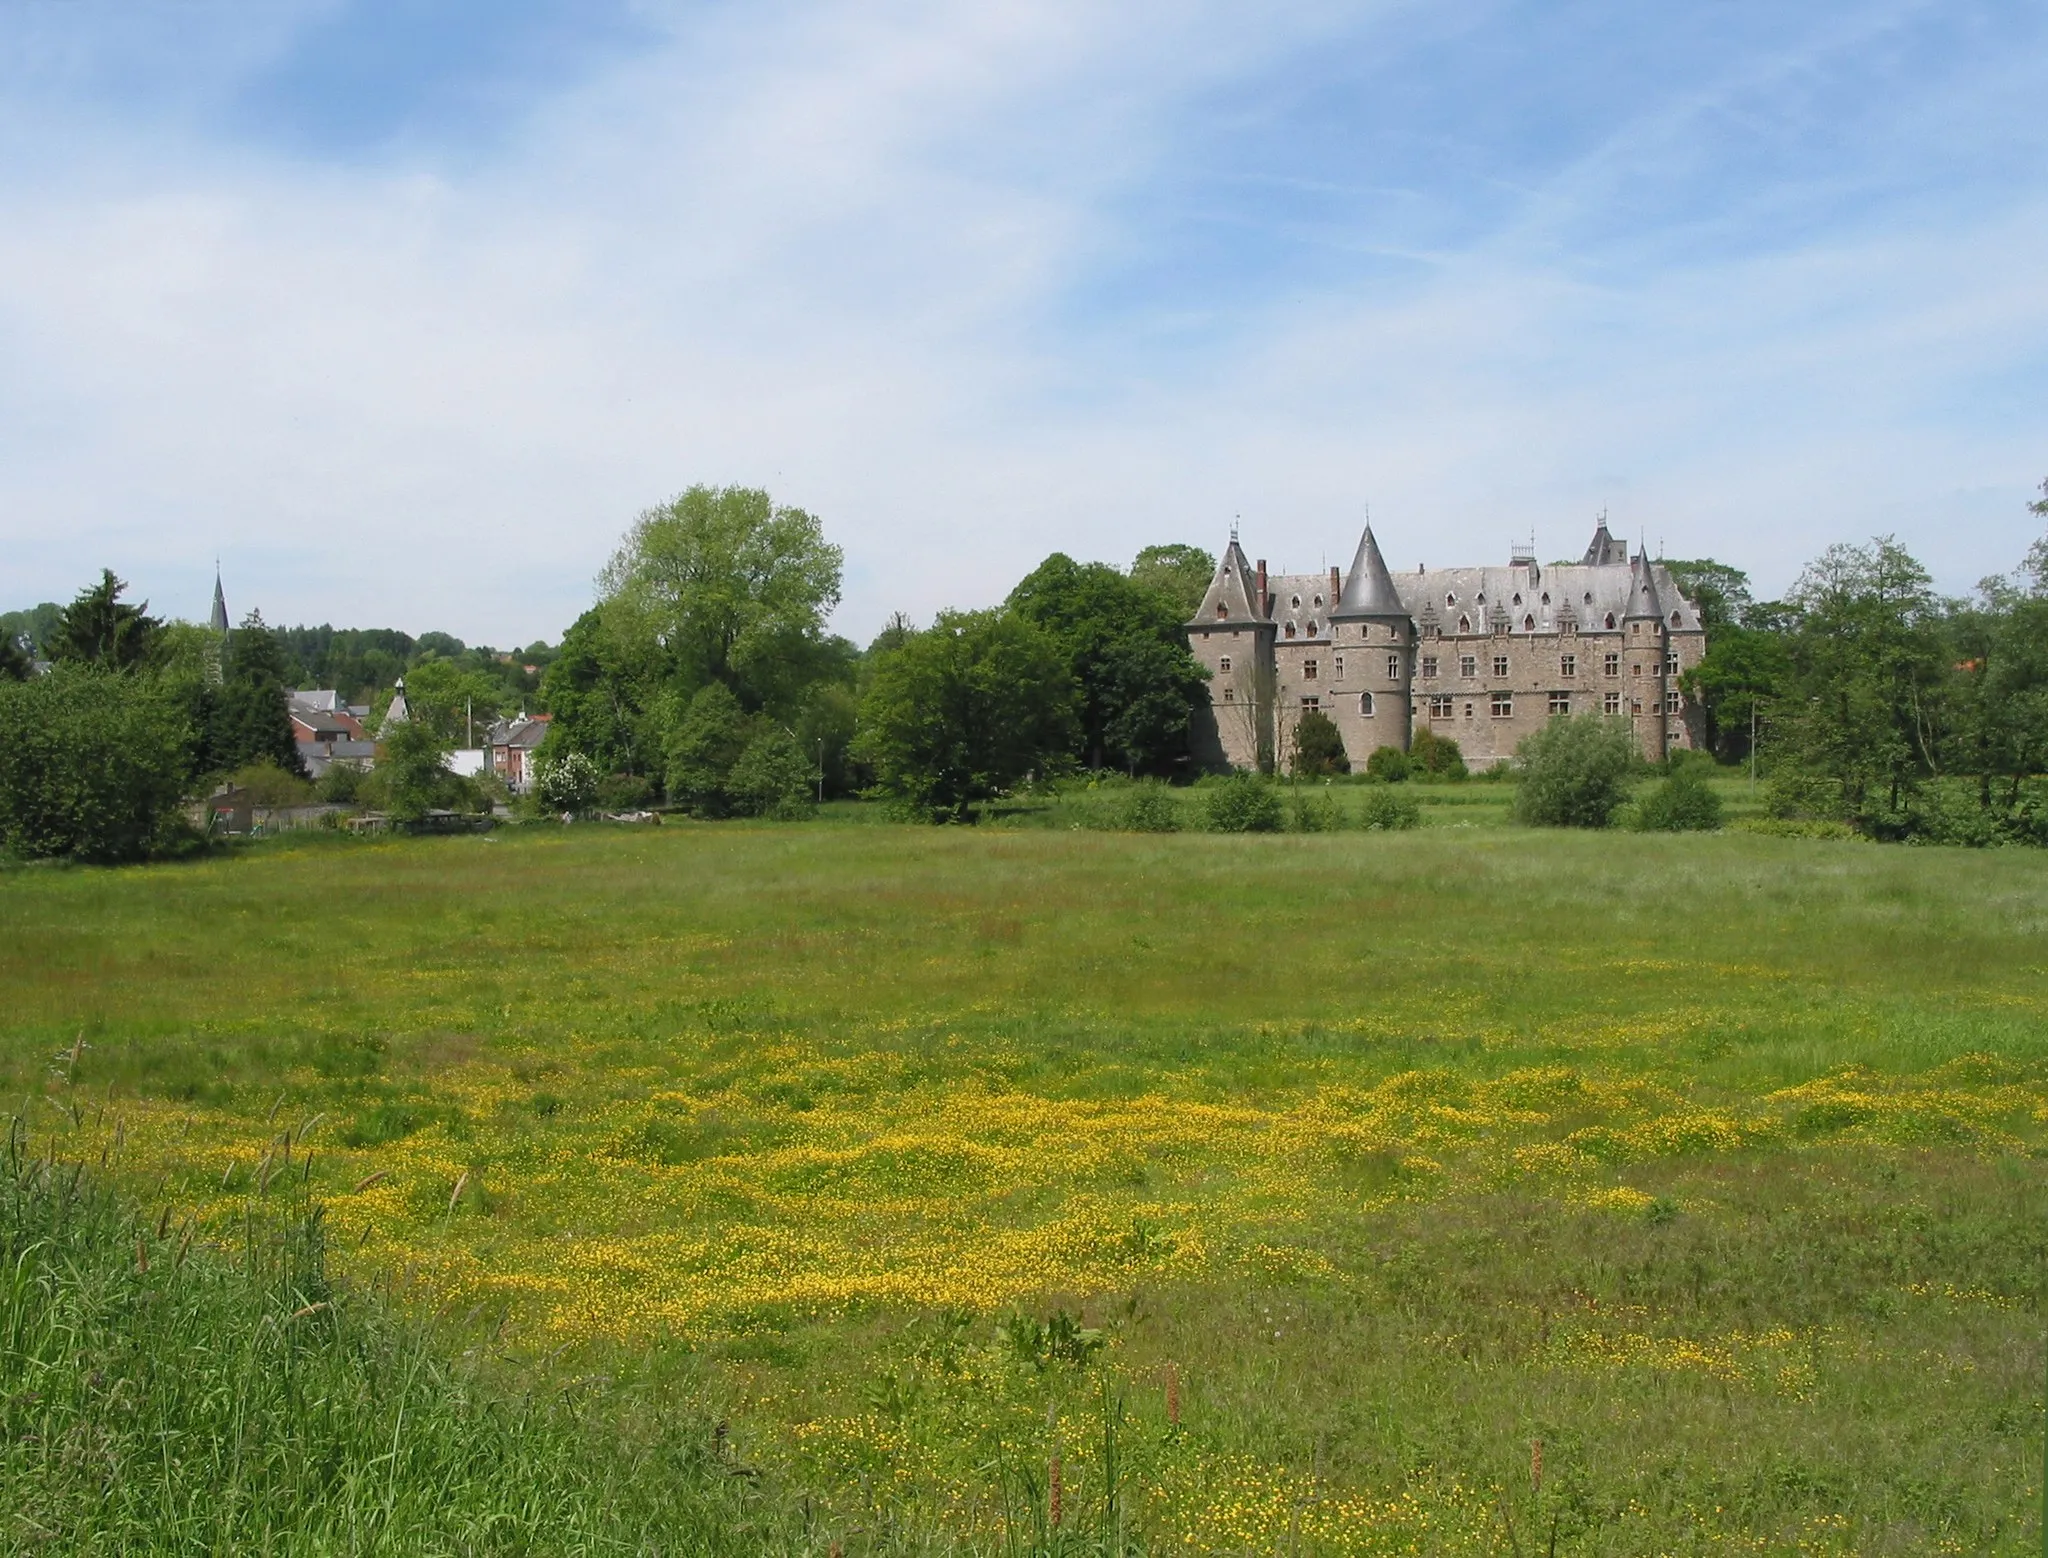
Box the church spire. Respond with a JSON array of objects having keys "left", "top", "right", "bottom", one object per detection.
[{"left": 209, "top": 566, "right": 229, "bottom": 635}]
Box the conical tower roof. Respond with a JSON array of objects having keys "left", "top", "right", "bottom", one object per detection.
[
  {"left": 209, "top": 571, "right": 229, "bottom": 635},
  {"left": 1189, "top": 538, "right": 1266, "bottom": 627},
  {"left": 1625, "top": 551, "right": 1664, "bottom": 620},
  {"left": 1332, "top": 525, "right": 1406, "bottom": 618}
]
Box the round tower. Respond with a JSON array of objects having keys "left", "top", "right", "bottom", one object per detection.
[
  {"left": 1623, "top": 552, "right": 1668, "bottom": 762},
  {"left": 1328, "top": 524, "right": 1413, "bottom": 768}
]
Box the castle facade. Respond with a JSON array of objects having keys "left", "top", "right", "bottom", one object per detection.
[{"left": 1186, "top": 519, "right": 1706, "bottom": 772}]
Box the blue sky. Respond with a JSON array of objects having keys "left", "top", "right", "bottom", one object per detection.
[{"left": 1, "top": 0, "right": 2043, "bottom": 644}]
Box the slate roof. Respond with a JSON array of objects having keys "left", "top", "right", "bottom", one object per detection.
[
  {"left": 1190, "top": 539, "right": 1268, "bottom": 629},
  {"left": 1332, "top": 526, "right": 1405, "bottom": 618}
]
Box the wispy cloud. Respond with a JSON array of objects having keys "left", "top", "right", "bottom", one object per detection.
[{"left": 0, "top": 0, "right": 2042, "bottom": 642}]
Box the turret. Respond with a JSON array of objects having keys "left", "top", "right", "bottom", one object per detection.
[
  {"left": 1623, "top": 552, "right": 1667, "bottom": 760},
  {"left": 1187, "top": 536, "right": 1277, "bottom": 771},
  {"left": 1328, "top": 524, "right": 1413, "bottom": 764}
]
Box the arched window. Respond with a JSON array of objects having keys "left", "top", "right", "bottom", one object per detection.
[
  {"left": 1291, "top": 594, "right": 1302, "bottom": 609},
  {"left": 1215, "top": 603, "right": 1227, "bottom": 619},
  {"left": 1458, "top": 615, "right": 1471, "bottom": 633},
  {"left": 1306, "top": 620, "right": 1318, "bottom": 636},
  {"left": 1512, "top": 593, "right": 1522, "bottom": 606},
  {"left": 1604, "top": 613, "right": 1616, "bottom": 629},
  {"left": 1360, "top": 692, "right": 1375, "bottom": 716},
  {"left": 1284, "top": 622, "right": 1296, "bottom": 639},
  {"left": 1523, "top": 615, "right": 1535, "bottom": 631},
  {"left": 1540, "top": 592, "right": 1550, "bottom": 605},
  {"left": 1313, "top": 595, "right": 1323, "bottom": 608},
  {"left": 1583, "top": 592, "right": 1593, "bottom": 604},
  {"left": 1670, "top": 610, "right": 1681, "bottom": 625},
  {"left": 1476, "top": 592, "right": 1486, "bottom": 604},
  {"left": 1445, "top": 593, "right": 1457, "bottom": 607}
]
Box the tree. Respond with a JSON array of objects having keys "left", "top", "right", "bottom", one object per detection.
[
  {"left": 1130, "top": 544, "right": 1214, "bottom": 618},
  {"left": 0, "top": 668, "right": 193, "bottom": 861},
  {"left": 536, "top": 752, "right": 600, "bottom": 815},
  {"left": 1007, "top": 553, "right": 1207, "bottom": 774},
  {"left": 1771, "top": 537, "right": 1945, "bottom": 823},
  {"left": 0, "top": 632, "right": 29, "bottom": 682},
  {"left": 1633, "top": 767, "right": 1723, "bottom": 831},
  {"left": 204, "top": 612, "right": 306, "bottom": 778},
  {"left": 1662, "top": 560, "right": 1755, "bottom": 634},
  {"left": 599, "top": 485, "right": 844, "bottom": 715},
  {"left": 728, "top": 728, "right": 816, "bottom": 819},
  {"left": 400, "top": 655, "right": 504, "bottom": 747},
  {"left": 48, "top": 570, "right": 162, "bottom": 671},
  {"left": 1681, "top": 626, "right": 1790, "bottom": 763},
  {"left": 1292, "top": 710, "right": 1349, "bottom": 776},
  {"left": 380, "top": 715, "right": 452, "bottom": 825},
  {"left": 539, "top": 609, "right": 648, "bottom": 780},
  {"left": 853, "top": 610, "right": 1076, "bottom": 820},
  {"left": 1409, "top": 727, "right": 1467, "bottom": 779},
  {"left": 663, "top": 683, "right": 753, "bottom": 816},
  {"left": 1513, "top": 715, "right": 1637, "bottom": 828},
  {"left": 1364, "top": 745, "right": 1410, "bottom": 782}
]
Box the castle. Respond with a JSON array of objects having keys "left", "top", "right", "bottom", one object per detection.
[{"left": 1185, "top": 518, "right": 1706, "bottom": 772}]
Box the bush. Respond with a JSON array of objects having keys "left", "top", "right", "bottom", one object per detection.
[
  {"left": 1409, "top": 727, "right": 1467, "bottom": 780},
  {"left": 1285, "top": 787, "right": 1342, "bottom": 832},
  {"left": 1292, "top": 711, "right": 1349, "bottom": 777},
  {"left": 317, "top": 762, "right": 366, "bottom": 804},
  {"left": 1203, "top": 773, "right": 1283, "bottom": 833},
  {"left": 1360, "top": 785, "right": 1422, "bottom": 831},
  {"left": 0, "top": 668, "right": 194, "bottom": 863},
  {"left": 223, "top": 761, "right": 313, "bottom": 808},
  {"left": 536, "top": 751, "right": 601, "bottom": 815},
  {"left": 1633, "top": 767, "right": 1723, "bottom": 832},
  {"left": 1119, "top": 783, "right": 1181, "bottom": 832},
  {"left": 1364, "top": 745, "right": 1411, "bottom": 782},
  {"left": 595, "top": 772, "right": 654, "bottom": 812},
  {"left": 727, "top": 728, "right": 816, "bottom": 819},
  {"left": 1513, "top": 715, "right": 1637, "bottom": 828}
]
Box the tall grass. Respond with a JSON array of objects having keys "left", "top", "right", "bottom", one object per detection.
[{"left": 0, "top": 1121, "right": 790, "bottom": 1555}]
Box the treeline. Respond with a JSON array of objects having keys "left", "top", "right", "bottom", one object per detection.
[
  {"left": 0, "top": 573, "right": 304, "bottom": 860},
  {"left": 1672, "top": 481, "right": 2048, "bottom": 842},
  {"left": 533, "top": 486, "right": 1216, "bottom": 819}
]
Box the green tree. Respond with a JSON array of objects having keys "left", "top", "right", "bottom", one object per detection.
[
  {"left": 400, "top": 656, "right": 503, "bottom": 747},
  {"left": 599, "top": 485, "right": 844, "bottom": 715},
  {"left": 0, "top": 632, "right": 29, "bottom": 682},
  {"left": 1130, "top": 544, "right": 1215, "bottom": 618},
  {"left": 0, "top": 603, "right": 61, "bottom": 659},
  {"left": 1409, "top": 727, "right": 1467, "bottom": 779},
  {"left": 205, "top": 612, "right": 306, "bottom": 778},
  {"left": 535, "top": 751, "right": 600, "bottom": 815},
  {"left": 1291, "top": 709, "right": 1349, "bottom": 776},
  {"left": 663, "top": 683, "right": 753, "bottom": 817},
  {"left": 380, "top": 716, "right": 452, "bottom": 826},
  {"left": 728, "top": 728, "right": 816, "bottom": 819},
  {"left": 1633, "top": 767, "right": 1723, "bottom": 831},
  {"left": 48, "top": 570, "right": 162, "bottom": 671},
  {"left": 1662, "top": 560, "right": 1755, "bottom": 634},
  {"left": 1771, "top": 537, "right": 1946, "bottom": 824},
  {"left": 1364, "top": 745, "right": 1410, "bottom": 782},
  {"left": 1681, "top": 626, "right": 1790, "bottom": 763},
  {"left": 538, "top": 609, "right": 648, "bottom": 779},
  {"left": 0, "top": 668, "right": 194, "bottom": 861},
  {"left": 1007, "top": 554, "right": 1207, "bottom": 774},
  {"left": 853, "top": 610, "right": 1076, "bottom": 820},
  {"left": 1514, "top": 715, "right": 1637, "bottom": 828}
]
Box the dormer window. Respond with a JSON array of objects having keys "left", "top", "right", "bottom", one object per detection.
[
  {"left": 1476, "top": 592, "right": 1486, "bottom": 604},
  {"left": 1291, "top": 594, "right": 1302, "bottom": 609},
  {"left": 1306, "top": 620, "right": 1318, "bottom": 636},
  {"left": 1541, "top": 593, "right": 1550, "bottom": 605},
  {"left": 1583, "top": 592, "right": 1593, "bottom": 604},
  {"left": 1313, "top": 595, "right": 1323, "bottom": 608},
  {"left": 1670, "top": 611, "right": 1681, "bottom": 625},
  {"left": 1445, "top": 593, "right": 1456, "bottom": 607},
  {"left": 1458, "top": 616, "right": 1470, "bottom": 633},
  {"left": 1512, "top": 594, "right": 1522, "bottom": 606},
  {"left": 1604, "top": 613, "right": 1617, "bottom": 629},
  {"left": 1523, "top": 615, "right": 1535, "bottom": 631},
  {"left": 1215, "top": 603, "right": 1227, "bottom": 619},
  {"left": 1284, "top": 622, "right": 1296, "bottom": 639}
]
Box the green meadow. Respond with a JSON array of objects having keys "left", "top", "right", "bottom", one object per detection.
[{"left": 4, "top": 806, "right": 2047, "bottom": 1554}]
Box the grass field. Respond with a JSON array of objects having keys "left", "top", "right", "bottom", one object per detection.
[{"left": 4, "top": 813, "right": 2047, "bottom": 1554}]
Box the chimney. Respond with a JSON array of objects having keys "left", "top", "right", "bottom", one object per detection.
[
  {"left": 1255, "top": 560, "right": 1268, "bottom": 618},
  {"left": 1330, "top": 565, "right": 1341, "bottom": 602}
]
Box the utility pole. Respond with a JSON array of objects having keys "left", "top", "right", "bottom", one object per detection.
[{"left": 817, "top": 738, "right": 825, "bottom": 806}]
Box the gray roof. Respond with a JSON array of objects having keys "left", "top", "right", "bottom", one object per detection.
[
  {"left": 1332, "top": 526, "right": 1405, "bottom": 618},
  {"left": 1582, "top": 522, "right": 1627, "bottom": 567},
  {"left": 1626, "top": 552, "right": 1665, "bottom": 620},
  {"left": 1190, "top": 539, "right": 1268, "bottom": 628}
]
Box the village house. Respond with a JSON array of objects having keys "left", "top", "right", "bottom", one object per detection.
[{"left": 485, "top": 713, "right": 552, "bottom": 794}]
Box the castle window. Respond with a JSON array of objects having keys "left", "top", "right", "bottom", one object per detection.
[
  {"left": 1476, "top": 592, "right": 1486, "bottom": 604},
  {"left": 1666, "top": 690, "right": 1681, "bottom": 714},
  {"left": 1386, "top": 653, "right": 1401, "bottom": 679},
  {"left": 1632, "top": 662, "right": 1642, "bottom": 677},
  {"left": 1464, "top": 702, "right": 1475, "bottom": 718},
  {"left": 1460, "top": 654, "right": 1477, "bottom": 678},
  {"left": 1304, "top": 659, "right": 1318, "bottom": 681},
  {"left": 1314, "top": 595, "right": 1323, "bottom": 608},
  {"left": 1523, "top": 615, "right": 1535, "bottom": 631},
  {"left": 1446, "top": 593, "right": 1457, "bottom": 607},
  {"left": 1670, "top": 610, "right": 1681, "bottom": 626},
  {"left": 1219, "top": 656, "right": 1232, "bottom": 673},
  {"left": 1291, "top": 594, "right": 1302, "bottom": 609},
  {"left": 1549, "top": 691, "right": 1571, "bottom": 715},
  {"left": 1604, "top": 613, "right": 1617, "bottom": 629},
  {"left": 1284, "top": 622, "right": 1296, "bottom": 639},
  {"left": 1541, "top": 592, "right": 1550, "bottom": 605},
  {"left": 1604, "top": 692, "right": 1621, "bottom": 715},
  {"left": 1215, "top": 603, "right": 1227, "bottom": 619},
  {"left": 1457, "top": 616, "right": 1470, "bottom": 633},
  {"left": 1561, "top": 654, "right": 1576, "bottom": 678},
  {"left": 1300, "top": 695, "right": 1320, "bottom": 710},
  {"left": 1667, "top": 651, "right": 1681, "bottom": 674},
  {"left": 1584, "top": 592, "right": 1593, "bottom": 604},
  {"left": 1491, "top": 693, "right": 1513, "bottom": 717},
  {"left": 1492, "top": 654, "right": 1509, "bottom": 678},
  {"left": 1306, "top": 620, "right": 1318, "bottom": 636},
  {"left": 1428, "top": 695, "right": 1453, "bottom": 719},
  {"left": 1604, "top": 653, "right": 1620, "bottom": 677},
  {"left": 1223, "top": 686, "right": 1235, "bottom": 702},
  {"left": 1360, "top": 692, "right": 1375, "bottom": 716},
  {"left": 1334, "top": 655, "right": 1344, "bottom": 678},
  {"left": 1421, "top": 655, "right": 1438, "bottom": 679},
  {"left": 1512, "top": 593, "right": 1522, "bottom": 606}
]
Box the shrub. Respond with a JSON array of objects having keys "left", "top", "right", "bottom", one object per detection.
[
  {"left": 1409, "top": 727, "right": 1467, "bottom": 780},
  {"left": 1286, "top": 787, "right": 1342, "bottom": 832},
  {"left": 223, "top": 760, "right": 314, "bottom": 808},
  {"left": 728, "top": 728, "right": 816, "bottom": 819},
  {"left": 537, "top": 751, "right": 601, "bottom": 815},
  {"left": 0, "top": 667, "right": 194, "bottom": 863},
  {"left": 317, "top": 762, "right": 366, "bottom": 804},
  {"left": 1292, "top": 711, "right": 1349, "bottom": 777},
  {"left": 1513, "top": 715, "right": 1637, "bottom": 828},
  {"left": 1203, "top": 773, "right": 1283, "bottom": 833},
  {"left": 1360, "top": 785, "right": 1422, "bottom": 831},
  {"left": 1364, "top": 745, "right": 1411, "bottom": 782},
  {"left": 1119, "top": 783, "right": 1181, "bottom": 832},
  {"left": 380, "top": 717, "right": 454, "bottom": 825},
  {"left": 1633, "top": 767, "right": 1723, "bottom": 832},
  {"left": 595, "top": 772, "right": 654, "bottom": 812}
]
